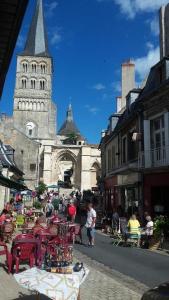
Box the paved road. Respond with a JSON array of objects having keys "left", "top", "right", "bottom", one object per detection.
[{"left": 75, "top": 230, "right": 169, "bottom": 288}]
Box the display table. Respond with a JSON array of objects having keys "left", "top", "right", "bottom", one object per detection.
[{"left": 14, "top": 266, "right": 89, "bottom": 300}]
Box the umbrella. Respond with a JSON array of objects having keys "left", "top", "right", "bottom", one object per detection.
[{"left": 47, "top": 184, "right": 58, "bottom": 189}]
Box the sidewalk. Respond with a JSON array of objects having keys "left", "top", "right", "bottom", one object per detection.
[
  {"left": 75, "top": 249, "right": 146, "bottom": 300},
  {"left": 0, "top": 251, "right": 145, "bottom": 300}
]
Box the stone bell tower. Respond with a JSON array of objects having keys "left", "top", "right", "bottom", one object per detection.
[{"left": 13, "top": 0, "right": 56, "bottom": 140}]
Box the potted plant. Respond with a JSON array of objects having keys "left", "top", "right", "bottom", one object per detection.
[{"left": 149, "top": 216, "right": 169, "bottom": 250}]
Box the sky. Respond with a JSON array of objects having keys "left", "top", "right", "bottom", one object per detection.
[{"left": 0, "top": 0, "right": 168, "bottom": 143}]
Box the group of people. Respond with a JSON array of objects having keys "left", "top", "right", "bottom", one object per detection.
[
  {"left": 111, "top": 209, "right": 154, "bottom": 247},
  {"left": 45, "top": 193, "right": 97, "bottom": 247}
]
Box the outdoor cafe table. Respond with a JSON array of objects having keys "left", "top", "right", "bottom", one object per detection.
[{"left": 14, "top": 266, "right": 89, "bottom": 300}]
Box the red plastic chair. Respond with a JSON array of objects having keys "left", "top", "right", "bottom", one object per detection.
[
  {"left": 14, "top": 234, "right": 34, "bottom": 241},
  {"left": 0, "top": 241, "right": 12, "bottom": 273},
  {"left": 11, "top": 242, "right": 37, "bottom": 273}
]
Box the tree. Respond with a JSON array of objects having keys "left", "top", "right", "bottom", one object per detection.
[
  {"left": 36, "top": 181, "right": 47, "bottom": 196},
  {"left": 63, "top": 132, "right": 78, "bottom": 145}
]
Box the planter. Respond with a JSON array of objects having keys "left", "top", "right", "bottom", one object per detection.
[{"left": 149, "top": 237, "right": 161, "bottom": 250}]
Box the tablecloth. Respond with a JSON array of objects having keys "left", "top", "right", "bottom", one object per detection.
[{"left": 14, "top": 266, "right": 89, "bottom": 300}]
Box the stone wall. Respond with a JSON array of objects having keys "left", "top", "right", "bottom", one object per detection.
[{"left": 0, "top": 116, "right": 39, "bottom": 189}]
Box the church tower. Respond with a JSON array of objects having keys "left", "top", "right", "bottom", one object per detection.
[{"left": 13, "top": 0, "right": 56, "bottom": 140}]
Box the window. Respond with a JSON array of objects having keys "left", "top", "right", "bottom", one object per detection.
[
  {"left": 31, "top": 79, "right": 36, "bottom": 89},
  {"left": 128, "top": 131, "right": 137, "bottom": 161},
  {"left": 23, "top": 63, "right": 28, "bottom": 72},
  {"left": 107, "top": 148, "right": 112, "bottom": 172},
  {"left": 29, "top": 129, "right": 32, "bottom": 136},
  {"left": 41, "top": 64, "right": 46, "bottom": 74},
  {"left": 150, "top": 115, "right": 165, "bottom": 163},
  {"left": 122, "top": 136, "right": 127, "bottom": 164},
  {"left": 32, "top": 64, "right": 37, "bottom": 73},
  {"left": 21, "top": 79, "right": 27, "bottom": 89},
  {"left": 150, "top": 115, "right": 165, "bottom": 149},
  {"left": 112, "top": 146, "right": 115, "bottom": 168},
  {"left": 26, "top": 122, "right": 36, "bottom": 137},
  {"left": 30, "top": 164, "right": 36, "bottom": 171},
  {"left": 40, "top": 80, "right": 45, "bottom": 90}
]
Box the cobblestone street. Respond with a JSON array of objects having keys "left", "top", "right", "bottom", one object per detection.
[{"left": 0, "top": 249, "right": 147, "bottom": 300}]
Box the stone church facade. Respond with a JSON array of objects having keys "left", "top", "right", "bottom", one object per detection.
[{"left": 0, "top": 0, "right": 101, "bottom": 192}]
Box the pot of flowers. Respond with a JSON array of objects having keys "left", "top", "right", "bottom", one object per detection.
[{"left": 149, "top": 216, "right": 169, "bottom": 250}]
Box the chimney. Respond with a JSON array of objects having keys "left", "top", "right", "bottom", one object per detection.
[
  {"left": 121, "top": 60, "right": 135, "bottom": 110},
  {"left": 116, "top": 96, "right": 122, "bottom": 113},
  {"left": 159, "top": 4, "right": 169, "bottom": 59}
]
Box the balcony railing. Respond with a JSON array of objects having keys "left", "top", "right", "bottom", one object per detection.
[{"left": 138, "top": 146, "right": 169, "bottom": 169}]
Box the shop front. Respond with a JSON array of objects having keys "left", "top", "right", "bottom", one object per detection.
[
  {"left": 104, "top": 176, "right": 118, "bottom": 214},
  {"left": 117, "top": 173, "right": 142, "bottom": 217},
  {"left": 144, "top": 172, "right": 169, "bottom": 217}
]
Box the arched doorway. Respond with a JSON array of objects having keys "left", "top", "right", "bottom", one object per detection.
[{"left": 56, "top": 150, "right": 79, "bottom": 189}]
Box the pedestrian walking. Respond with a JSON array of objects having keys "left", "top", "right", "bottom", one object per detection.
[
  {"left": 67, "top": 199, "right": 77, "bottom": 222},
  {"left": 45, "top": 200, "right": 54, "bottom": 218},
  {"left": 85, "top": 201, "right": 96, "bottom": 247}
]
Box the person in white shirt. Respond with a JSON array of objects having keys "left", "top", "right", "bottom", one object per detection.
[
  {"left": 85, "top": 202, "right": 97, "bottom": 247},
  {"left": 145, "top": 216, "right": 153, "bottom": 236}
]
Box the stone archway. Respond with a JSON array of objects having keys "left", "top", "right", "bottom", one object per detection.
[{"left": 55, "top": 150, "right": 79, "bottom": 189}]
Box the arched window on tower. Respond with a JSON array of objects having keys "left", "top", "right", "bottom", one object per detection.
[
  {"left": 22, "top": 63, "right": 28, "bottom": 72},
  {"left": 32, "top": 63, "right": 37, "bottom": 73},
  {"left": 21, "top": 78, "right": 27, "bottom": 89},
  {"left": 26, "top": 122, "right": 36, "bottom": 138},
  {"left": 40, "top": 79, "right": 45, "bottom": 90},
  {"left": 40, "top": 64, "right": 46, "bottom": 74},
  {"left": 31, "top": 79, "right": 36, "bottom": 89}
]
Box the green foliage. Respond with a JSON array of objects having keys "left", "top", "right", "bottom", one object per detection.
[
  {"left": 33, "top": 201, "right": 42, "bottom": 209},
  {"left": 36, "top": 181, "right": 47, "bottom": 196},
  {"left": 154, "top": 216, "right": 169, "bottom": 237},
  {"left": 52, "top": 198, "right": 60, "bottom": 210},
  {"left": 63, "top": 132, "right": 78, "bottom": 145}
]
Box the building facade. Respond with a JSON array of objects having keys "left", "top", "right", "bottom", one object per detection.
[
  {"left": 100, "top": 4, "right": 169, "bottom": 217},
  {"left": 0, "top": 0, "right": 101, "bottom": 192}
]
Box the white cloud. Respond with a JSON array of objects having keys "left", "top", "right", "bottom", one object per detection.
[
  {"left": 111, "top": 81, "right": 121, "bottom": 93},
  {"left": 134, "top": 46, "right": 160, "bottom": 81},
  {"left": 93, "top": 83, "right": 106, "bottom": 90},
  {"left": 113, "top": 0, "right": 169, "bottom": 19},
  {"left": 149, "top": 17, "right": 160, "bottom": 36},
  {"left": 45, "top": 1, "right": 58, "bottom": 17},
  {"left": 51, "top": 31, "right": 62, "bottom": 45},
  {"left": 146, "top": 42, "right": 154, "bottom": 50},
  {"left": 16, "top": 35, "right": 25, "bottom": 49},
  {"left": 85, "top": 105, "right": 99, "bottom": 114}
]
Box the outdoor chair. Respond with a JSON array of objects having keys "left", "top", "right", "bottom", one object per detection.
[
  {"left": 0, "top": 241, "right": 12, "bottom": 273},
  {"left": 14, "top": 233, "right": 34, "bottom": 241},
  {"left": 111, "top": 232, "right": 125, "bottom": 246},
  {"left": 126, "top": 233, "right": 140, "bottom": 247},
  {"left": 11, "top": 241, "right": 37, "bottom": 273},
  {"left": 2, "top": 222, "right": 14, "bottom": 243}
]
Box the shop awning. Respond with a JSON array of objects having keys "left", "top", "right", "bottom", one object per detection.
[
  {"left": 0, "top": 174, "right": 27, "bottom": 191},
  {"left": 0, "top": 0, "right": 29, "bottom": 97}
]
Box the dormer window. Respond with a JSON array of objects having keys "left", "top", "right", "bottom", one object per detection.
[
  {"left": 32, "top": 63, "right": 37, "bottom": 73},
  {"left": 31, "top": 79, "right": 36, "bottom": 89},
  {"left": 40, "top": 64, "right": 46, "bottom": 74}
]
